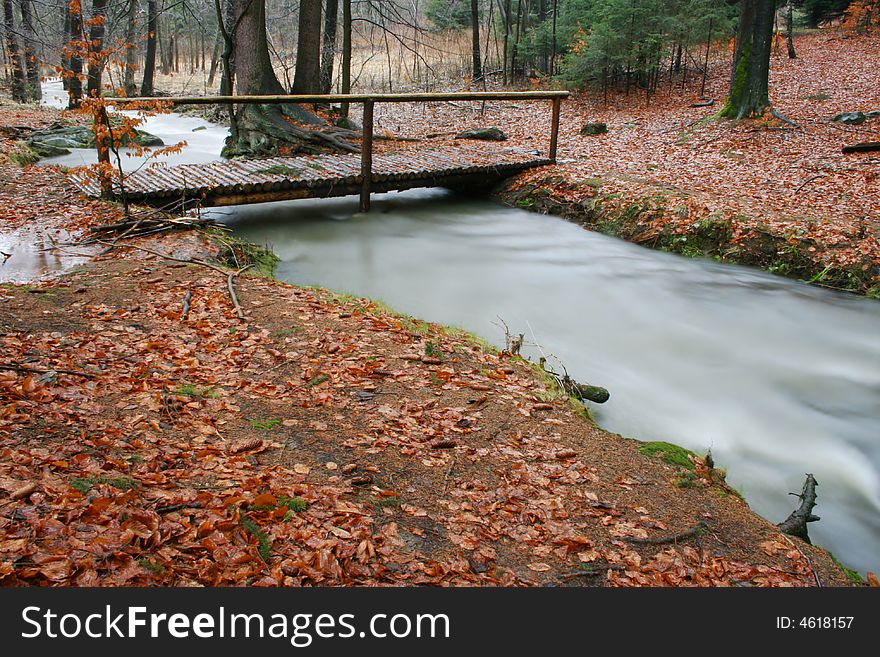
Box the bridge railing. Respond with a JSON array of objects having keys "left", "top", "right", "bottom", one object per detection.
[{"left": 103, "top": 90, "right": 570, "bottom": 212}]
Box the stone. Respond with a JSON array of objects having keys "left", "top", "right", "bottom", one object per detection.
[
  {"left": 335, "top": 116, "right": 361, "bottom": 131},
  {"left": 25, "top": 125, "right": 163, "bottom": 159},
  {"left": 831, "top": 112, "right": 866, "bottom": 125},
  {"left": 580, "top": 121, "right": 608, "bottom": 136},
  {"left": 455, "top": 126, "right": 508, "bottom": 141}
]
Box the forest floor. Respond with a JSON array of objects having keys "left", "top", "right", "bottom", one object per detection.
[
  {"left": 0, "top": 27, "right": 874, "bottom": 587},
  {"left": 0, "top": 107, "right": 855, "bottom": 587},
  {"left": 371, "top": 30, "right": 880, "bottom": 296}
]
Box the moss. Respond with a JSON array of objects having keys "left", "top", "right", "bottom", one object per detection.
[
  {"left": 638, "top": 441, "right": 698, "bottom": 470},
  {"left": 719, "top": 44, "right": 752, "bottom": 119},
  {"left": 70, "top": 475, "right": 139, "bottom": 493},
  {"left": 171, "top": 383, "right": 219, "bottom": 398},
  {"left": 828, "top": 551, "right": 864, "bottom": 584},
  {"left": 8, "top": 143, "right": 40, "bottom": 166},
  {"left": 203, "top": 228, "right": 280, "bottom": 277}
]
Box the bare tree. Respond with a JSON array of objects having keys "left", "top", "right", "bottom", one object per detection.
[
  {"left": 320, "top": 0, "right": 338, "bottom": 93},
  {"left": 292, "top": 0, "right": 321, "bottom": 93},
  {"left": 18, "top": 0, "right": 40, "bottom": 101},
  {"left": 140, "top": 0, "right": 156, "bottom": 95},
  {"left": 3, "top": 0, "right": 26, "bottom": 102}
]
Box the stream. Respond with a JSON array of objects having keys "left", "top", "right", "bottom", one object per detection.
[{"left": 22, "top": 82, "right": 880, "bottom": 575}]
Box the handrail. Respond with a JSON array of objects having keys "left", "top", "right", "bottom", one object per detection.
[
  {"left": 98, "top": 90, "right": 568, "bottom": 212},
  {"left": 104, "top": 91, "right": 570, "bottom": 105}
]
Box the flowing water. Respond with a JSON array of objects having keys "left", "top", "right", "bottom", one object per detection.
[
  {"left": 24, "top": 82, "right": 880, "bottom": 573},
  {"left": 37, "top": 79, "right": 230, "bottom": 171},
  {"left": 214, "top": 191, "right": 880, "bottom": 575}
]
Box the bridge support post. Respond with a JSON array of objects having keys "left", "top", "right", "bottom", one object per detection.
[
  {"left": 549, "top": 97, "right": 561, "bottom": 163},
  {"left": 360, "top": 100, "right": 374, "bottom": 212}
]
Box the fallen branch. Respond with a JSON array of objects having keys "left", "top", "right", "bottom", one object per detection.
[
  {"left": 559, "top": 562, "right": 626, "bottom": 581},
  {"left": 156, "top": 502, "right": 203, "bottom": 515},
  {"left": 95, "top": 241, "right": 252, "bottom": 321},
  {"left": 794, "top": 174, "right": 825, "bottom": 194},
  {"left": 625, "top": 520, "right": 709, "bottom": 545},
  {"left": 777, "top": 474, "right": 820, "bottom": 544},
  {"left": 842, "top": 141, "right": 880, "bottom": 154},
  {"left": 227, "top": 265, "right": 253, "bottom": 321},
  {"left": 0, "top": 364, "right": 96, "bottom": 378},
  {"left": 690, "top": 99, "right": 715, "bottom": 108}
]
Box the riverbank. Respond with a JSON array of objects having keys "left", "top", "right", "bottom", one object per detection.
[
  {"left": 373, "top": 30, "right": 880, "bottom": 297},
  {"left": 0, "top": 152, "right": 856, "bottom": 586}
]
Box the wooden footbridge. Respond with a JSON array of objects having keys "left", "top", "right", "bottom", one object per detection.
[{"left": 76, "top": 91, "right": 568, "bottom": 212}]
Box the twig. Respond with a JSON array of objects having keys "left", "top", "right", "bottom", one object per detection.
[
  {"left": 95, "top": 241, "right": 251, "bottom": 321},
  {"left": 227, "top": 265, "right": 253, "bottom": 321},
  {"left": 560, "top": 562, "right": 626, "bottom": 581},
  {"left": 625, "top": 520, "right": 709, "bottom": 545},
  {"left": 0, "top": 364, "right": 95, "bottom": 378},
  {"left": 156, "top": 502, "right": 203, "bottom": 514},
  {"left": 794, "top": 174, "right": 824, "bottom": 194},
  {"left": 780, "top": 534, "right": 822, "bottom": 587}
]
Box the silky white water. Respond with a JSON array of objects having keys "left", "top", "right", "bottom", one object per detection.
[{"left": 216, "top": 190, "right": 880, "bottom": 576}]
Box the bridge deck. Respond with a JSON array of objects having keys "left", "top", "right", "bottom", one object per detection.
[{"left": 71, "top": 144, "right": 550, "bottom": 208}]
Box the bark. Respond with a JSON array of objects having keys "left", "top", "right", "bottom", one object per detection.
[
  {"left": 471, "top": 0, "right": 482, "bottom": 81},
  {"left": 225, "top": 0, "right": 340, "bottom": 157},
  {"left": 123, "top": 0, "right": 139, "bottom": 95},
  {"left": 18, "top": 0, "right": 40, "bottom": 101},
  {"left": 777, "top": 474, "right": 820, "bottom": 544},
  {"left": 320, "top": 0, "right": 338, "bottom": 94},
  {"left": 68, "top": 0, "right": 84, "bottom": 107},
  {"left": 786, "top": 0, "right": 797, "bottom": 59},
  {"left": 87, "top": 0, "right": 108, "bottom": 97},
  {"left": 3, "top": 0, "right": 26, "bottom": 102},
  {"left": 502, "top": 0, "right": 510, "bottom": 84},
  {"left": 292, "top": 0, "right": 321, "bottom": 93},
  {"left": 140, "top": 0, "right": 157, "bottom": 95},
  {"left": 341, "top": 0, "right": 351, "bottom": 116},
  {"left": 719, "top": 0, "right": 775, "bottom": 119}
]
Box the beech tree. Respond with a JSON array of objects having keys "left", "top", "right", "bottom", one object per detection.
[
  {"left": 3, "top": 0, "right": 26, "bottom": 102},
  {"left": 292, "top": 0, "right": 322, "bottom": 93},
  {"left": 718, "top": 0, "right": 776, "bottom": 119}
]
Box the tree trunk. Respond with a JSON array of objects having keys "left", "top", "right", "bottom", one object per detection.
[
  {"left": 87, "top": 0, "right": 108, "bottom": 97},
  {"left": 140, "top": 0, "right": 157, "bottom": 95},
  {"left": 471, "top": 0, "right": 482, "bottom": 81},
  {"left": 341, "top": 0, "right": 351, "bottom": 116},
  {"left": 719, "top": 0, "right": 776, "bottom": 119},
  {"left": 225, "top": 0, "right": 334, "bottom": 157},
  {"left": 123, "top": 0, "right": 139, "bottom": 95},
  {"left": 786, "top": 0, "right": 797, "bottom": 59},
  {"left": 502, "top": 0, "right": 511, "bottom": 85},
  {"left": 68, "top": 0, "right": 84, "bottom": 107},
  {"left": 292, "top": 0, "right": 321, "bottom": 93},
  {"left": 3, "top": 0, "right": 26, "bottom": 102},
  {"left": 18, "top": 0, "right": 40, "bottom": 101},
  {"left": 320, "top": 0, "right": 338, "bottom": 94}
]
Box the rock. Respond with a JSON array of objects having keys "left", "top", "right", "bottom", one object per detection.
[
  {"left": 25, "top": 125, "right": 163, "bottom": 158},
  {"left": 580, "top": 121, "right": 608, "bottom": 136},
  {"left": 132, "top": 129, "right": 164, "bottom": 147},
  {"left": 455, "top": 126, "right": 508, "bottom": 141},
  {"left": 831, "top": 111, "right": 866, "bottom": 125},
  {"left": 335, "top": 116, "right": 361, "bottom": 131},
  {"left": 26, "top": 141, "right": 71, "bottom": 157}
]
